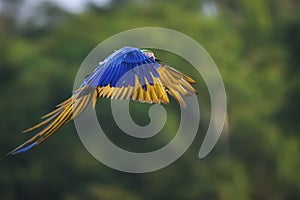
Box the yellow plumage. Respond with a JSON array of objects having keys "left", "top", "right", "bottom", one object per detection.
[{"left": 8, "top": 62, "right": 197, "bottom": 155}]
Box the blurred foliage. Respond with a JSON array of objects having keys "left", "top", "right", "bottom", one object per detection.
[{"left": 0, "top": 0, "right": 300, "bottom": 199}]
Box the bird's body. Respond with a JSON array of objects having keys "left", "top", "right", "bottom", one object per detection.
[{"left": 8, "top": 46, "right": 197, "bottom": 155}]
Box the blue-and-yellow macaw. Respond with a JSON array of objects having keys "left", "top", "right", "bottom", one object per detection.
[{"left": 8, "top": 46, "right": 197, "bottom": 155}]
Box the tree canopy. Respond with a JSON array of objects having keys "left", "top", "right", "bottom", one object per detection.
[{"left": 1, "top": 0, "right": 299, "bottom": 199}]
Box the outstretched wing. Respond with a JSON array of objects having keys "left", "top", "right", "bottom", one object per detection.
[
  {"left": 87, "top": 47, "right": 197, "bottom": 107},
  {"left": 7, "top": 87, "right": 95, "bottom": 155},
  {"left": 8, "top": 46, "right": 197, "bottom": 155}
]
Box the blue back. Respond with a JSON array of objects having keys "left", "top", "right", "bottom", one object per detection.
[{"left": 83, "top": 46, "right": 160, "bottom": 90}]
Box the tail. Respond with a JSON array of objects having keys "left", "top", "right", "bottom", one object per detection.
[{"left": 7, "top": 86, "right": 98, "bottom": 155}]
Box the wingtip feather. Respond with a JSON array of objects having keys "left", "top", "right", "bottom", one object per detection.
[{"left": 7, "top": 141, "right": 38, "bottom": 155}]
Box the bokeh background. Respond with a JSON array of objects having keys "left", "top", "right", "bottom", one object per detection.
[{"left": 1, "top": 0, "right": 300, "bottom": 199}]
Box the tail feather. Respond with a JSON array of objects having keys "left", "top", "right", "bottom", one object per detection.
[
  {"left": 41, "top": 106, "right": 64, "bottom": 119},
  {"left": 7, "top": 86, "right": 95, "bottom": 155}
]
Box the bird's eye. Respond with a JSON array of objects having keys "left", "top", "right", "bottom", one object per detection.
[{"left": 144, "top": 52, "right": 155, "bottom": 59}]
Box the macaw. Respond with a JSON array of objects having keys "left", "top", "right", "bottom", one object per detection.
[{"left": 8, "top": 46, "right": 197, "bottom": 155}]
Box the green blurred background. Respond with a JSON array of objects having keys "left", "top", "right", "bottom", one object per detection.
[{"left": 1, "top": 0, "right": 300, "bottom": 199}]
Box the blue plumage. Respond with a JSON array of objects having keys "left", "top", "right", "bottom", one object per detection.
[
  {"left": 8, "top": 46, "right": 197, "bottom": 155},
  {"left": 84, "top": 47, "right": 160, "bottom": 89},
  {"left": 10, "top": 142, "right": 37, "bottom": 155}
]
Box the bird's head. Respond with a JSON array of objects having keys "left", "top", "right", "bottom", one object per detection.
[{"left": 141, "top": 49, "right": 155, "bottom": 59}]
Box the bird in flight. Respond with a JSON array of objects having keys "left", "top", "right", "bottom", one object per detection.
[{"left": 8, "top": 46, "right": 197, "bottom": 155}]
